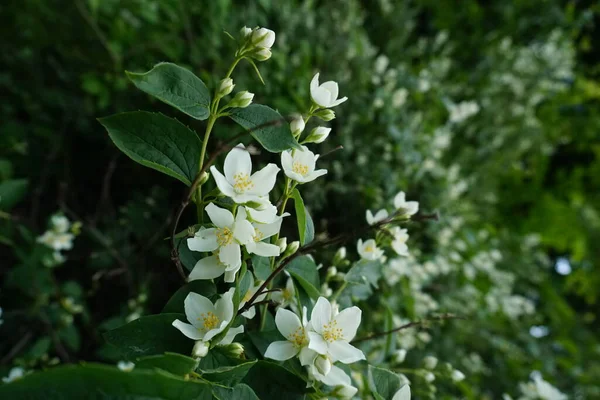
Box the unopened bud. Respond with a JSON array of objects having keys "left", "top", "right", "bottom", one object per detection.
[
  {"left": 423, "top": 355, "right": 438, "bottom": 369},
  {"left": 276, "top": 237, "right": 288, "bottom": 253},
  {"left": 218, "top": 78, "right": 234, "bottom": 97},
  {"left": 240, "top": 26, "right": 252, "bottom": 38},
  {"left": 228, "top": 91, "right": 254, "bottom": 108},
  {"left": 336, "top": 384, "right": 358, "bottom": 399},
  {"left": 198, "top": 171, "right": 210, "bottom": 185},
  {"left": 283, "top": 240, "right": 300, "bottom": 257},
  {"left": 304, "top": 126, "right": 331, "bottom": 144},
  {"left": 290, "top": 114, "right": 305, "bottom": 137},
  {"left": 451, "top": 369, "right": 465, "bottom": 382},
  {"left": 251, "top": 28, "right": 276, "bottom": 48},
  {"left": 326, "top": 266, "right": 337, "bottom": 278},
  {"left": 251, "top": 47, "right": 272, "bottom": 61},
  {"left": 314, "top": 109, "right": 335, "bottom": 121},
  {"left": 192, "top": 341, "right": 209, "bottom": 358},
  {"left": 393, "top": 348, "right": 407, "bottom": 364},
  {"left": 314, "top": 355, "right": 332, "bottom": 376},
  {"left": 220, "top": 342, "right": 245, "bottom": 358},
  {"left": 333, "top": 247, "right": 347, "bottom": 265}
]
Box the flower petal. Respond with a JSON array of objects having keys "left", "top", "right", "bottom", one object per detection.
[
  {"left": 307, "top": 331, "right": 328, "bottom": 355},
  {"left": 319, "top": 365, "right": 352, "bottom": 387},
  {"left": 328, "top": 340, "right": 365, "bottom": 363},
  {"left": 334, "top": 306, "right": 362, "bottom": 340},
  {"left": 298, "top": 347, "right": 318, "bottom": 366},
  {"left": 329, "top": 96, "right": 348, "bottom": 107},
  {"left": 233, "top": 215, "right": 255, "bottom": 245},
  {"left": 241, "top": 307, "right": 256, "bottom": 319},
  {"left": 220, "top": 325, "right": 244, "bottom": 345},
  {"left": 310, "top": 73, "right": 320, "bottom": 94},
  {"left": 312, "top": 87, "right": 332, "bottom": 108},
  {"left": 184, "top": 293, "right": 215, "bottom": 326},
  {"left": 250, "top": 241, "right": 281, "bottom": 257},
  {"left": 205, "top": 203, "right": 234, "bottom": 228},
  {"left": 187, "top": 228, "right": 218, "bottom": 252},
  {"left": 275, "top": 308, "right": 303, "bottom": 338},
  {"left": 218, "top": 242, "right": 241, "bottom": 269},
  {"left": 392, "top": 385, "right": 411, "bottom": 400},
  {"left": 172, "top": 320, "right": 204, "bottom": 340},
  {"left": 310, "top": 297, "right": 332, "bottom": 334},
  {"left": 188, "top": 255, "right": 226, "bottom": 280},
  {"left": 249, "top": 164, "right": 280, "bottom": 196},
  {"left": 215, "top": 288, "right": 235, "bottom": 324},
  {"left": 210, "top": 166, "right": 236, "bottom": 198},
  {"left": 281, "top": 151, "right": 293, "bottom": 174},
  {"left": 393, "top": 191, "right": 406, "bottom": 209},
  {"left": 224, "top": 144, "right": 252, "bottom": 182},
  {"left": 320, "top": 81, "right": 339, "bottom": 101},
  {"left": 264, "top": 341, "right": 298, "bottom": 361},
  {"left": 304, "top": 169, "right": 327, "bottom": 183}
]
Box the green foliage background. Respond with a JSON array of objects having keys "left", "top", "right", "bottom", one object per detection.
[{"left": 1, "top": 0, "right": 599, "bottom": 398}]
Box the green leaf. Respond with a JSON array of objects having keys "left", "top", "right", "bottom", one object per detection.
[
  {"left": 103, "top": 313, "right": 192, "bottom": 359},
  {"left": 175, "top": 236, "right": 202, "bottom": 272},
  {"left": 135, "top": 352, "right": 198, "bottom": 376},
  {"left": 248, "top": 329, "right": 285, "bottom": 356},
  {"left": 162, "top": 280, "right": 217, "bottom": 314},
  {"left": 345, "top": 260, "right": 382, "bottom": 288},
  {"left": 126, "top": 62, "right": 211, "bottom": 120},
  {"left": 212, "top": 383, "right": 259, "bottom": 400},
  {"left": 0, "top": 364, "right": 213, "bottom": 400},
  {"left": 228, "top": 104, "right": 300, "bottom": 153},
  {"left": 242, "top": 361, "right": 309, "bottom": 400},
  {"left": 368, "top": 364, "right": 403, "bottom": 399},
  {"left": 286, "top": 255, "right": 320, "bottom": 299},
  {"left": 99, "top": 111, "right": 201, "bottom": 185},
  {"left": 291, "top": 189, "right": 314, "bottom": 245},
  {"left": 251, "top": 255, "right": 271, "bottom": 281},
  {"left": 197, "top": 346, "right": 246, "bottom": 370},
  {"left": 202, "top": 360, "right": 257, "bottom": 386},
  {"left": 0, "top": 179, "right": 28, "bottom": 210}
]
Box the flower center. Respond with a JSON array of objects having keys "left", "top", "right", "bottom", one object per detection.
[
  {"left": 253, "top": 229, "right": 264, "bottom": 242},
  {"left": 322, "top": 320, "right": 343, "bottom": 342},
  {"left": 233, "top": 173, "right": 254, "bottom": 194},
  {"left": 288, "top": 326, "right": 308, "bottom": 348},
  {"left": 364, "top": 245, "right": 374, "bottom": 253},
  {"left": 292, "top": 162, "right": 309, "bottom": 176},
  {"left": 198, "top": 312, "right": 220, "bottom": 331},
  {"left": 216, "top": 227, "right": 234, "bottom": 246}
]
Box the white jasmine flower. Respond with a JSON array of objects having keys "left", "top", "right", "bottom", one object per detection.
[
  {"left": 393, "top": 348, "right": 407, "bottom": 364},
  {"left": 310, "top": 73, "right": 348, "bottom": 108},
  {"left": 392, "top": 88, "right": 409, "bottom": 108},
  {"left": 37, "top": 231, "right": 74, "bottom": 251},
  {"left": 264, "top": 307, "right": 311, "bottom": 361},
  {"left": 50, "top": 214, "right": 70, "bottom": 233},
  {"left": 452, "top": 369, "right": 465, "bottom": 382},
  {"left": 393, "top": 191, "right": 419, "bottom": 216},
  {"left": 366, "top": 209, "right": 389, "bottom": 225},
  {"left": 117, "top": 361, "right": 135, "bottom": 372},
  {"left": 423, "top": 355, "right": 438, "bottom": 369},
  {"left": 245, "top": 212, "right": 285, "bottom": 257},
  {"left": 307, "top": 297, "right": 365, "bottom": 364},
  {"left": 391, "top": 227, "right": 410, "bottom": 256},
  {"left": 239, "top": 281, "right": 267, "bottom": 319},
  {"left": 187, "top": 204, "right": 254, "bottom": 282},
  {"left": 2, "top": 367, "right": 25, "bottom": 383},
  {"left": 210, "top": 144, "right": 280, "bottom": 204},
  {"left": 357, "top": 238, "right": 384, "bottom": 261},
  {"left": 312, "top": 363, "right": 357, "bottom": 399},
  {"left": 271, "top": 278, "right": 298, "bottom": 312},
  {"left": 251, "top": 27, "right": 276, "bottom": 49},
  {"left": 392, "top": 385, "right": 411, "bottom": 400},
  {"left": 281, "top": 146, "right": 327, "bottom": 183},
  {"left": 245, "top": 196, "right": 279, "bottom": 224},
  {"left": 172, "top": 289, "right": 240, "bottom": 344},
  {"left": 305, "top": 126, "right": 331, "bottom": 144}
]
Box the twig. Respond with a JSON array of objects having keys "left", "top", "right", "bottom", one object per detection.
[
  {"left": 351, "top": 313, "right": 466, "bottom": 344},
  {"left": 0, "top": 332, "right": 33, "bottom": 365},
  {"left": 93, "top": 154, "right": 119, "bottom": 224}
]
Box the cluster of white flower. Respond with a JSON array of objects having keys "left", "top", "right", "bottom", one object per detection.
[
  {"left": 446, "top": 100, "right": 480, "bottom": 124},
  {"left": 36, "top": 214, "right": 79, "bottom": 267},
  {"left": 504, "top": 373, "right": 567, "bottom": 400}
]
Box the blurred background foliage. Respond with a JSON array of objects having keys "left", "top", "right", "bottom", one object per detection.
[{"left": 0, "top": 0, "right": 599, "bottom": 398}]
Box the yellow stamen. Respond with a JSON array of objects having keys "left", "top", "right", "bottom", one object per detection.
[
  {"left": 288, "top": 327, "right": 308, "bottom": 348},
  {"left": 322, "top": 320, "right": 343, "bottom": 342},
  {"left": 292, "top": 162, "right": 309, "bottom": 176},
  {"left": 233, "top": 173, "right": 254, "bottom": 193},
  {"left": 198, "top": 312, "right": 220, "bottom": 331},
  {"left": 216, "top": 227, "right": 233, "bottom": 246}
]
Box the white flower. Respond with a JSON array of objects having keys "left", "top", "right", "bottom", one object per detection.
[
  {"left": 50, "top": 215, "right": 70, "bottom": 233},
  {"left": 218, "top": 78, "right": 234, "bottom": 97},
  {"left": 264, "top": 308, "right": 311, "bottom": 361},
  {"left": 239, "top": 281, "right": 267, "bottom": 319},
  {"left": 531, "top": 375, "right": 567, "bottom": 400},
  {"left": 245, "top": 196, "right": 279, "bottom": 224},
  {"left": 192, "top": 341, "right": 209, "bottom": 358},
  {"left": 423, "top": 355, "right": 438, "bottom": 369},
  {"left": 307, "top": 297, "right": 365, "bottom": 364},
  {"left": 452, "top": 369, "right": 465, "bottom": 382},
  {"left": 290, "top": 114, "right": 305, "bottom": 136},
  {"left": 310, "top": 363, "right": 357, "bottom": 399},
  {"left": 305, "top": 126, "right": 331, "bottom": 144},
  {"left": 424, "top": 371, "right": 435, "bottom": 382},
  {"left": 2, "top": 367, "right": 25, "bottom": 383},
  {"left": 251, "top": 27, "right": 276, "bottom": 49},
  {"left": 366, "top": 209, "right": 389, "bottom": 225},
  {"left": 391, "top": 227, "right": 409, "bottom": 256},
  {"left": 281, "top": 146, "right": 327, "bottom": 183},
  {"left": 357, "top": 238, "right": 384, "bottom": 261},
  {"left": 187, "top": 204, "right": 255, "bottom": 282},
  {"left": 172, "top": 288, "right": 240, "bottom": 344},
  {"left": 210, "top": 144, "right": 280, "bottom": 204},
  {"left": 246, "top": 214, "right": 285, "bottom": 257},
  {"left": 37, "top": 231, "right": 74, "bottom": 251},
  {"left": 252, "top": 48, "right": 272, "bottom": 61},
  {"left": 117, "top": 361, "right": 135, "bottom": 372},
  {"left": 393, "top": 348, "right": 407, "bottom": 364},
  {"left": 229, "top": 91, "right": 254, "bottom": 108},
  {"left": 392, "top": 385, "right": 411, "bottom": 400},
  {"left": 240, "top": 26, "right": 252, "bottom": 38},
  {"left": 393, "top": 192, "right": 419, "bottom": 216},
  {"left": 271, "top": 277, "right": 298, "bottom": 312},
  {"left": 310, "top": 73, "right": 348, "bottom": 108}
]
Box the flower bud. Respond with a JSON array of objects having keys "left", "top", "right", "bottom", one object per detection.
[
  {"left": 393, "top": 348, "right": 407, "bottom": 364},
  {"left": 283, "top": 241, "right": 300, "bottom": 257},
  {"left": 251, "top": 48, "right": 272, "bottom": 61},
  {"left": 290, "top": 115, "right": 305, "bottom": 137},
  {"left": 333, "top": 247, "right": 347, "bottom": 265},
  {"left": 424, "top": 355, "right": 438, "bottom": 369},
  {"left": 227, "top": 91, "right": 254, "bottom": 109},
  {"left": 314, "top": 355, "right": 332, "bottom": 376},
  {"left": 424, "top": 371, "right": 435, "bottom": 382},
  {"left": 276, "top": 237, "right": 288, "bottom": 253},
  {"left": 335, "top": 384, "right": 358, "bottom": 400},
  {"left": 192, "top": 341, "right": 209, "bottom": 358},
  {"left": 198, "top": 171, "right": 210, "bottom": 185},
  {"left": 304, "top": 126, "right": 331, "bottom": 144},
  {"left": 251, "top": 28, "right": 276, "bottom": 48},
  {"left": 117, "top": 361, "right": 135, "bottom": 372},
  {"left": 218, "top": 78, "right": 234, "bottom": 97},
  {"left": 326, "top": 266, "right": 337, "bottom": 278},
  {"left": 452, "top": 369, "right": 465, "bottom": 382},
  {"left": 314, "top": 109, "right": 336, "bottom": 121},
  {"left": 240, "top": 26, "right": 252, "bottom": 38},
  {"left": 220, "top": 342, "right": 245, "bottom": 358}
]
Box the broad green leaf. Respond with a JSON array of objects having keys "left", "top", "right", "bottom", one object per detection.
[
  {"left": 212, "top": 383, "right": 259, "bottom": 400},
  {"left": 286, "top": 255, "right": 320, "bottom": 299},
  {"left": 202, "top": 360, "right": 257, "bottom": 386},
  {"left": 291, "top": 189, "right": 314, "bottom": 245},
  {"left": 248, "top": 329, "right": 285, "bottom": 356},
  {"left": 0, "top": 179, "right": 28, "bottom": 210},
  {"left": 126, "top": 62, "right": 211, "bottom": 120},
  {"left": 368, "top": 364, "right": 403, "bottom": 399},
  {"left": 99, "top": 111, "right": 201, "bottom": 185},
  {"left": 197, "top": 346, "right": 246, "bottom": 370},
  {"left": 176, "top": 236, "right": 203, "bottom": 272},
  {"left": 242, "top": 361, "right": 309, "bottom": 400},
  {"left": 0, "top": 364, "right": 213, "bottom": 400},
  {"left": 135, "top": 352, "right": 198, "bottom": 376},
  {"left": 103, "top": 313, "right": 192, "bottom": 359},
  {"left": 162, "top": 280, "right": 217, "bottom": 314},
  {"left": 228, "top": 104, "right": 300, "bottom": 153},
  {"left": 251, "top": 255, "right": 271, "bottom": 281},
  {"left": 345, "top": 260, "right": 382, "bottom": 288}
]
